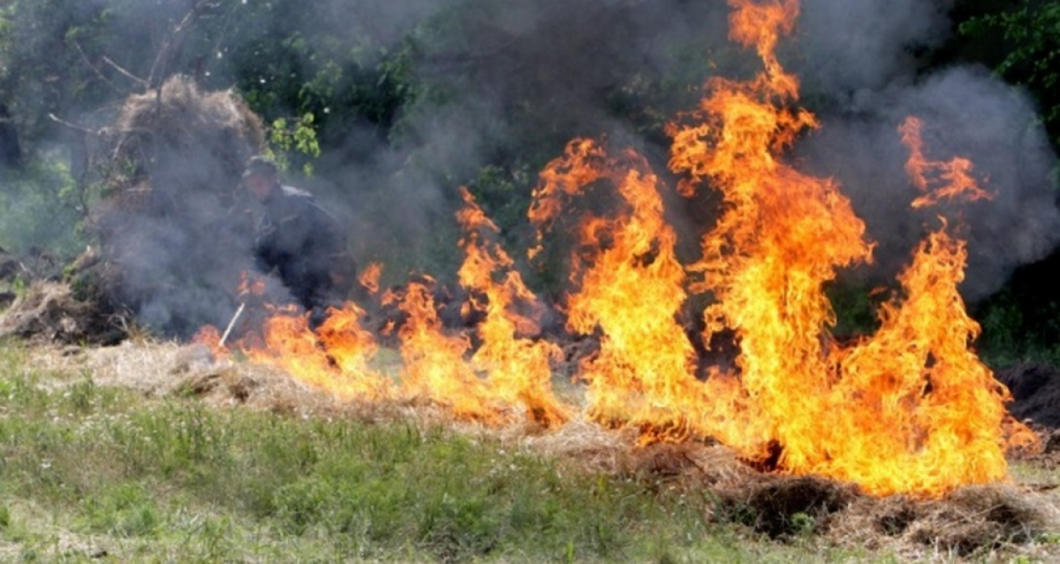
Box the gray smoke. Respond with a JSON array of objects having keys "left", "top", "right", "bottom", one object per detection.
[
  {"left": 791, "top": 0, "right": 1059, "bottom": 301},
  {"left": 327, "top": 0, "right": 1059, "bottom": 303},
  {"left": 796, "top": 0, "right": 956, "bottom": 94},
  {"left": 317, "top": 0, "right": 735, "bottom": 277},
  {"left": 7, "top": 0, "right": 1056, "bottom": 336}
]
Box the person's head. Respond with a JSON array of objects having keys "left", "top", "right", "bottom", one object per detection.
[{"left": 242, "top": 155, "right": 279, "bottom": 201}]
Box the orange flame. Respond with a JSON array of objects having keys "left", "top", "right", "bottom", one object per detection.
[
  {"left": 237, "top": 270, "right": 266, "bottom": 297},
  {"left": 899, "top": 116, "right": 993, "bottom": 208},
  {"left": 669, "top": 0, "right": 872, "bottom": 460},
  {"left": 825, "top": 226, "right": 1036, "bottom": 495},
  {"left": 457, "top": 187, "right": 570, "bottom": 427},
  {"left": 662, "top": 0, "right": 1032, "bottom": 496},
  {"left": 245, "top": 304, "right": 385, "bottom": 401},
  {"left": 190, "top": 0, "right": 1035, "bottom": 500},
  {"left": 359, "top": 262, "right": 383, "bottom": 295},
  {"left": 191, "top": 324, "right": 229, "bottom": 360},
  {"left": 386, "top": 279, "right": 501, "bottom": 422},
  {"left": 530, "top": 139, "right": 706, "bottom": 438}
]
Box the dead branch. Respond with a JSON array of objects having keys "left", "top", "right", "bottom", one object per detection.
[
  {"left": 102, "top": 56, "right": 150, "bottom": 89},
  {"left": 147, "top": 0, "right": 216, "bottom": 92},
  {"left": 47, "top": 113, "right": 100, "bottom": 137},
  {"left": 69, "top": 40, "right": 124, "bottom": 95}
]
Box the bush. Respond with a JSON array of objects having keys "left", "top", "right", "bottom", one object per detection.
[{"left": 0, "top": 155, "right": 85, "bottom": 257}]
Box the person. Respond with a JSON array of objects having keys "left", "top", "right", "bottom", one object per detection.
[{"left": 241, "top": 155, "right": 356, "bottom": 327}]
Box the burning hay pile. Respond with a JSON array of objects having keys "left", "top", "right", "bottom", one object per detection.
[{"left": 75, "top": 75, "right": 265, "bottom": 339}]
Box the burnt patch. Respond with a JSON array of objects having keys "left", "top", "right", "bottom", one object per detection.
[{"left": 714, "top": 475, "right": 857, "bottom": 538}]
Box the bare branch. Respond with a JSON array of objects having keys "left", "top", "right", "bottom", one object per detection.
[
  {"left": 47, "top": 113, "right": 100, "bottom": 137},
  {"left": 102, "top": 56, "right": 150, "bottom": 88},
  {"left": 69, "top": 40, "right": 124, "bottom": 95},
  {"left": 147, "top": 0, "right": 216, "bottom": 90}
]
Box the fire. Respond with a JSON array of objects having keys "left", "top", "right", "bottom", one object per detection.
[
  {"left": 359, "top": 262, "right": 383, "bottom": 295},
  {"left": 386, "top": 278, "right": 502, "bottom": 422},
  {"left": 457, "top": 187, "right": 570, "bottom": 427},
  {"left": 663, "top": 0, "right": 1035, "bottom": 496},
  {"left": 237, "top": 270, "right": 266, "bottom": 297},
  {"left": 192, "top": 0, "right": 1036, "bottom": 499},
  {"left": 191, "top": 324, "right": 228, "bottom": 359},
  {"left": 828, "top": 226, "right": 1033, "bottom": 495},
  {"left": 198, "top": 187, "right": 574, "bottom": 424},
  {"left": 669, "top": 0, "right": 872, "bottom": 462},
  {"left": 899, "top": 116, "right": 993, "bottom": 209},
  {"left": 246, "top": 303, "right": 386, "bottom": 401},
  {"left": 529, "top": 140, "right": 706, "bottom": 438}
]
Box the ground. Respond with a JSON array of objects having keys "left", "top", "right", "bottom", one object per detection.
[{"left": 7, "top": 337, "right": 1059, "bottom": 563}]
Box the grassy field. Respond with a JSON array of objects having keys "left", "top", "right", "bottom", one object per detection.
[{"left": 0, "top": 341, "right": 1055, "bottom": 563}]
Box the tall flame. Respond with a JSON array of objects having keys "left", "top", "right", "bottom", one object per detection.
[
  {"left": 457, "top": 187, "right": 570, "bottom": 427},
  {"left": 386, "top": 279, "right": 502, "bottom": 422},
  {"left": 191, "top": 0, "right": 1038, "bottom": 499},
  {"left": 663, "top": 0, "right": 1035, "bottom": 496},
  {"left": 669, "top": 0, "right": 872, "bottom": 462},
  {"left": 530, "top": 139, "right": 707, "bottom": 438}
]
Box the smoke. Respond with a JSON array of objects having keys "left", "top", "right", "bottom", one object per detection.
[
  {"left": 333, "top": 0, "right": 1058, "bottom": 302},
  {"left": 280, "top": 0, "right": 1060, "bottom": 305},
  {"left": 790, "top": 0, "right": 1060, "bottom": 300},
  {"left": 317, "top": 0, "right": 737, "bottom": 273},
  {"left": 6, "top": 0, "right": 1056, "bottom": 335},
  {"left": 795, "top": 0, "right": 957, "bottom": 94}
]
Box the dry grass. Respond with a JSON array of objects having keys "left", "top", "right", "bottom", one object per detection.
[{"left": 18, "top": 339, "right": 1060, "bottom": 562}]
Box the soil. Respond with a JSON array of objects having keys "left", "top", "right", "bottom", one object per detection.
[{"left": 997, "top": 363, "right": 1060, "bottom": 428}]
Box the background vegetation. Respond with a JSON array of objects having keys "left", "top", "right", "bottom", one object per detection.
[{"left": 0, "top": 0, "right": 1058, "bottom": 366}]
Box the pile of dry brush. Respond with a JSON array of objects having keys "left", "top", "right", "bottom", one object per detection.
[{"left": 3, "top": 75, "right": 266, "bottom": 342}]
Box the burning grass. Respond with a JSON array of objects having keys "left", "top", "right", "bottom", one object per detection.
[
  {"left": 4, "top": 0, "right": 1055, "bottom": 558},
  {"left": 7, "top": 339, "right": 1060, "bottom": 562},
  {"left": 164, "top": 0, "right": 1043, "bottom": 504}
]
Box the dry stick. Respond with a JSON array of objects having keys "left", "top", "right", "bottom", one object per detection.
[
  {"left": 218, "top": 302, "right": 246, "bottom": 348},
  {"left": 101, "top": 55, "right": 150, "bottom": 89},
  {"left": 46, "top": 113, "right": 99, "bottom": 137},
  {"left": 70, "top": 40, "right": 124, "bottom": 94}
]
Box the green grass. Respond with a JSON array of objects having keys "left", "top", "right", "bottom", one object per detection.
[{"left": 0, "top": 343, "right": 881, "bottom": 563}]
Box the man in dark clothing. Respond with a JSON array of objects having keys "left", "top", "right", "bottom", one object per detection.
[{"left": 242, "top": 156, "right": 356, "bottom": 327}]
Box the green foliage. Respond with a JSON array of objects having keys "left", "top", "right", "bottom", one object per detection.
[
  {"left": 0, "top": 155, "right": 85, "bottom": 256},
  {"left": 80, "top": 483, "right": 161, "bottom": 537},
  {"left": 824, "top": 281, "right": 883, "bottom": 342},
  {"left": 787, "top": 512, "right": 816, "bottom": 537},
  {"left": 213, "top": 1, "right": 420, "bottom": 151},
  {"left": 959, "top": 0, "right": 1060, "bottom": 147},
  {"left": 465, "top": 162, "right": 536, "bottom": 253},
  {"left": 974, "top": 286, "right": 1060, "bottom": 367},
  {"left": 267, "top": 113, "right": 322, "bottom": 177}
]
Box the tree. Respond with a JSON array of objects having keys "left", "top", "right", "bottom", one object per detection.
[{"left": 958, "top": 0, "right": 1060, "bottom": 149}]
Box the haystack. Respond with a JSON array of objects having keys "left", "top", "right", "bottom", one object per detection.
[{"left": 78, "top": 75, "right": 266, "bottom": 339}]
